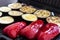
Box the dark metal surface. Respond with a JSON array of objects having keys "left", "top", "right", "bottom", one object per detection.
[
  {"left": 18, "top": 0, "right": 60, "bottom": 13},
  {"left": 30, "top": 0, "right": 60, "bottom": 8}
]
